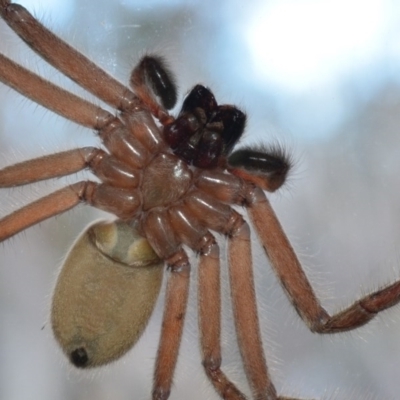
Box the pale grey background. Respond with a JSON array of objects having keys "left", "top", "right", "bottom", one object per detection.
[{"left": 1, "top": 0, "right": 400, "bottom": 399}]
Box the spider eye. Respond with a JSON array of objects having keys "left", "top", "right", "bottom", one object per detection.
[{"left": 70, "top": 347, "right": 89, "bottom": 368}]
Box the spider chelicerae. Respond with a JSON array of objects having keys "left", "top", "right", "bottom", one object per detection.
[{"left": 1, "top": 1, "right": 400, "bottom": 400}]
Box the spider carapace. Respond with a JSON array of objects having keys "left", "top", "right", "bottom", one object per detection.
[{"left": 1, "top": 2, "right": 400, "bottom": 400}]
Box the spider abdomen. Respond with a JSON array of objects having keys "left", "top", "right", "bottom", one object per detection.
[{"left": 51, "top": 220, "right": 164, "bottom": 368}]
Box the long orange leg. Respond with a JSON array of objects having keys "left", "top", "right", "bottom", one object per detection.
[
  {"left": 152, "top": 250, "right": 191, "bottom": 400},
  {"left": 198, "top": 236, "right": 247, "bottom": 399},
  {"left": 182, "top": 190, "right": 312, "bottom": 399},
  {"left": 0, "top": 0, "right": 138, "bottom": 111},
  {"left": 0, "top": 148, "right": 97, "bottom": 187},
  {"left": 228, "top": 216, "right": 276, "bottom": 400},
  {"left": 0, "top": 182, "right": 86, "bottom": 242},
  {"left": 166, "top": 202, "right": 249, "bottom": 399},
  {"left": 0, "top": 53, "right": 113, "bottom": 129},
  {"left": 248, "top": 186, "right": 400, "bottom": 333},
  {"left": 0, "top": 2, "right": 174, "bottom": 122},
  {"left": 0, "top": 177, "right": 141, "bottom": 242},
  {"left": 228, "top": 212, "right": 313, "bottom": 400}
]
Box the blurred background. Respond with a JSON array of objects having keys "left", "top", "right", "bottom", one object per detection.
[{"left": 1, "top": 0, "right": 400, "bottom": 399}]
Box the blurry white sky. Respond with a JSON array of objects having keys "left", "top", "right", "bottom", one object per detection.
[
  {"left": 244, "top": 0, "right": 400, "bottom": 139},
  {"left": 247, "top": 0, "right": 396, "bottom": 91}
]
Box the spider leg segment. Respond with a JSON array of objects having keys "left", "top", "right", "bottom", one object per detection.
[
  {"left": 0, "top": 53, "right": 113, "bottom": 129},
  {"left": 152, "top": 250, "right": 191, "bottom": 400},
  {"left": 247, "top": 187, "right": 400, "bottom": 333},
  {"left": 198, "top": 237, "right": 247, "bottom": 400},
  {"left": 0, "top": 148, "right": 98, "bottom": 187},
  {"left": 0, "top": 0, "right": 138, "bottom": 111},
  {"left": 0, "top": 182, "right": 84, "bottom": 242},
  {"left": 144, "top": 204, "right": 249, "bottom": 399},
  {"left": 0, "top": 0, "right": 175, "bottom": 123},
  {"left": 229, "top": 220, "right": 276, "bottom": 399}
]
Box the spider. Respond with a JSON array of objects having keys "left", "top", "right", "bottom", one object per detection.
[{"left": 1, "top": 1, "right": 400, "bottom": 400}]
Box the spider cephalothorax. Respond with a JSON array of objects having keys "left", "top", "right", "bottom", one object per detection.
[{"left": 1, "top": 2, "right": 400, "bottom": 400}]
